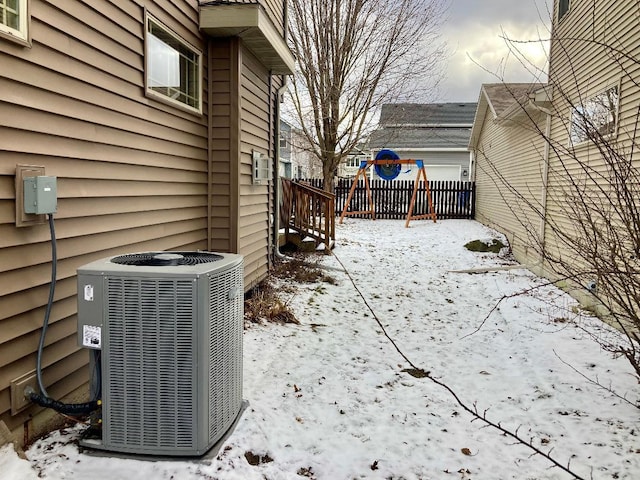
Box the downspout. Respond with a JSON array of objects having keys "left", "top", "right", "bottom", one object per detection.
[
  {"left": 268, "top": 71, "right": 274, "bottom": 263},
  {"left": 469, "top": 149, "right": 476, "bottom": 182},
  {"left": 274, "top": 76, "right": 288, "bottom": 259},
  {"left": 540, "top": 112, "right": 551, "bottom": 263},
  {"left": 469, "top": 148, "right": 476, "bottom": 219},
  {"left": 274, "top": 1, "right": 290, "bottom": 259},
  {"left": 283, "top": 0, "right": 288, "bottom": 38},
  {"left": 528, "top": 99, "right": 553, "bottom": 268}
]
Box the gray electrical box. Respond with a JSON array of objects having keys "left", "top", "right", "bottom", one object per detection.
[{"left": 24, "top": 176, "right": 57, "bottom": 214}]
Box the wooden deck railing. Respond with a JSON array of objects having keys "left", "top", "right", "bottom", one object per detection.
[{"left": 281, "top": 179, "right": 336, "bottom": 252}]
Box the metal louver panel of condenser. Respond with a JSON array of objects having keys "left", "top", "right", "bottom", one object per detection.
[
  {"left": 103, "top": 277, "right": 197, "bottom": 453},
  {"left": 208, "top": 264, "right": 244, "bottom": 443}
]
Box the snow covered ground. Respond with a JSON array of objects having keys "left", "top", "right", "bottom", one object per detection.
[{"left": 9, "top": 219, "right": 640, "bottom": 479}]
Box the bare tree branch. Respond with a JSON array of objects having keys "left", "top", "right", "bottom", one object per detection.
[
  {"left": 459, "top": 274, "right": 582, "bottom": 340},
  {"left": 332, "top": 251, "right": 587, "bottom": 480},
  {"left": 471, "top": 5, "right": 640, "bottom": 379},
  {"left": 553, "top": 349, "right": 640, "bottom": 409},
  {"left": 284, "top": 0, "right": 447, "bottom": 191}
]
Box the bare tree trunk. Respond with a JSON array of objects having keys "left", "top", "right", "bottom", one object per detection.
[{"left": 284, "top": 0, "right": 446, "bottom": 195}]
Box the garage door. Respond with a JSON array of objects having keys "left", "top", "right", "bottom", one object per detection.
[{"left": 424, "top": 165, "right": 461, "bottom": 181}]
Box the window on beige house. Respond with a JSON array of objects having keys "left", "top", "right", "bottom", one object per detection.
[
  {"left": 570, "top": 85, "right": 620, "bottom": 146},
  {"left": 0, "top": 0, "right": 29, "bottom": 45},
  {"left": 558, "top": 0, "right": 570, "bottom": 21},
  {"left": 145, "top": 14, "right": 202, "bottom": 113}
]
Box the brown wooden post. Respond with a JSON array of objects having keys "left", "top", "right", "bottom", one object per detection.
[
  {"left": 363, "top": 173, "right": 375, "bottom": 220},
  {"left": 339, "top": 167, "right": 363, "bottom": 223},
  {"left": 339, "top": 164, "right": 376, "bottom": 222},
  {"left": 405, "top": 162, "right": 437, "bottom": 227}
]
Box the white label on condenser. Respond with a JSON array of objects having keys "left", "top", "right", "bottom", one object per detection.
[
  {"left": 84, "top": 284, "right": 94, "bottom": 301},
  {"left": 83, "top": 325, "right": 102, "bottom": 349}
]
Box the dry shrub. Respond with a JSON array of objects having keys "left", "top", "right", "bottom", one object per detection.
[
  {"left": 271, "top": 254, "right": 336, "bottom": 284},
  {"left": 244, "top": 282, "right": 299, "bottom": 326},
  {"left": 244, "top": 254, "right": 336, "bottom": 326}
]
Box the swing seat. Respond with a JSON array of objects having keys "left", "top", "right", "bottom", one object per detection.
[{"left": 374, "top": 149, "right": 401, "bottom": 180}]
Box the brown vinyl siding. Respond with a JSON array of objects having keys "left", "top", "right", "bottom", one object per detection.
[
  {"left": 215, "top": 0, "right": 286, "bottom": 33},
  {"left": 209, "top": 38, "right": 237, "bottom": 253},
  {"left": 0, "top": 0, "right": 208, "bottom": 433},
  {"left": 208, "top": 34, "right": 283, "bottom": 286},
  {"left": 1, "top": 0, "right": 289, "bottom": 443},
  {"left": 261, "top": 0, "right": 287, "bottom": 33},
  {"left": 239, "top": 45, "right": 271, "bottom": 288},
  {"left": 206, "top": 35, "right": 281, "bottom": 281}
]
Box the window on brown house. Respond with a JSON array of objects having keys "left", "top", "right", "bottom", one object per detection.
[
  {"left": 145, "top": 14, "right": 202, "bottom": 114},
  {"left": 0, "top": 0, "right": 29, "bottom": 45}
]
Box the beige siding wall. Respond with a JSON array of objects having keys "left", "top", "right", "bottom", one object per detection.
[
  {"left": 208, "top": 38, "right": 279, "bottom": 289},
  {"left": 474, "top": 0, "right": 639, "bottom": 299},
  {"left": 0, "top": 0, "right": 208, "bottom": 435},
  {"left": 543, "top": 0, "right": 640, "bottom": 273},
  {"left": 474, "top": 105, "right": 548, "bottom": 267},
  {"left": 2, "top": 0, "right": 287, "bottom": 443},
  {"left": 201, "top": 0, "right": 285, "bottom": 33}
]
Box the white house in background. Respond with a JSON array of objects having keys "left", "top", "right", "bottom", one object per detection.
[
  {"left": 278, "top": 120, "right": 324, "bottom": 179},
  {"left": 368, "top": 103, "right": 476, "bottom": 182},
  {"left": 337, "top": 145, "right": 369, "bottom": 179},
  {"left": 279, "top": 120, "right": 292, "bottom": 178}
]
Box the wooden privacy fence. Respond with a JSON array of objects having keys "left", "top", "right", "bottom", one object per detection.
[{"left": 299, "top": 178, "right": 475, "bottom": 220}]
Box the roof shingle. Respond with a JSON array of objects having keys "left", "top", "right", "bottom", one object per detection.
[
  {"left": 369, "top": 127, "right": 471, "bottom": 149},
  {"left": 379, "top": 103, "right": 477, "bottom": 126},
  {"left": 481, "top": 83, "right": 543, "bottom": 117}
]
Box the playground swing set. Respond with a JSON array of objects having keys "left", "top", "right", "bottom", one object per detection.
[{"left": 338, "top": 149, "right": 437, "bottom": 227}]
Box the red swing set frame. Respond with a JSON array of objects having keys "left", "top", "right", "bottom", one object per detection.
[{"left": 338, "top": 159, "right": 437, "bottom": 227}]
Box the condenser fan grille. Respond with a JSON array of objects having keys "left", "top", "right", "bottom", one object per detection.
[{"left": 110, "top": 252, "right": 223, "bottom": 266}]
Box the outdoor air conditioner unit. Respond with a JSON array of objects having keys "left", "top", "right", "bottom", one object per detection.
[{"left": 76, "top": 251, "right": 244, "bottom": 456}]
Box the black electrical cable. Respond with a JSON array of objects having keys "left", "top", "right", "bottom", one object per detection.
[
  {"left": 34, "top": 214, "right": 57, "bottom": 397},
  {"left": 28, "top": 214, "right": 100, "bottom": 415},
  {"left": 27, "top": 391, "right": 99, "bottom": 416}
]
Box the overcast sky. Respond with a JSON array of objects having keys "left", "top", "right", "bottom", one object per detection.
[{"left": 437, "top": 0, "right": 552, "bottom": 103}]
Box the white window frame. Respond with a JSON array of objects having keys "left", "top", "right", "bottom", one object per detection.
[
  {"left": 145, "top": 12, "right": 202, "bottom": 114},
  {"left": 0, "top": 0, "right": 30, "bottom": 46},
  {"left": 569, "top": 82, "right": 620, "bottom": 147}
]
